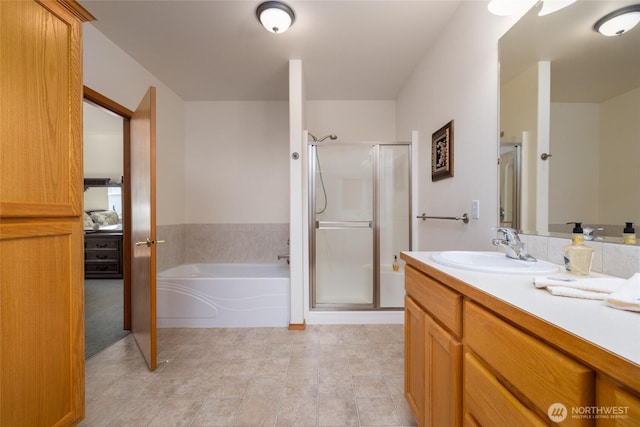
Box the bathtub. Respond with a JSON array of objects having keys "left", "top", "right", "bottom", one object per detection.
[{"left": 157, "top": 263, "right": 290, "bottom": 328}]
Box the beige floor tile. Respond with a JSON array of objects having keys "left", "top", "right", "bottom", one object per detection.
[
  {"left": 276, "top": 397, "right": 317, "bottom": 426},
  {"left": 353, "top": 375, "right": 390, "bottom": 398},
  {"left": 190, "top": 398, "right": 242, "bottom": 427},
  {"left": 356, "top": 397, "right": 401, "bottom": 426},
  {"left": 147, "top": 397, "right": 204, "bottom": 427},
  {"left": 82, "top": 324, "right": 410, "bottom": 426},
  {"left": 233, "top": 396, "right": 280, "bottom": 426},
  {"left": 208, "top": 376, "right": 250, "bottom": 399},
  {"left": 318, "top": 396, "right": 359, "bottom": 426}
]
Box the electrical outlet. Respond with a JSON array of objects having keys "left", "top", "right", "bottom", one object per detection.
[{"left": 471, "top": 200, "right": 480, "bottom": 219}]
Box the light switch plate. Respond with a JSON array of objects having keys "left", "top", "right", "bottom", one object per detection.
[{"left": 471, "top": 200, "right": 480, "bottom": 219}]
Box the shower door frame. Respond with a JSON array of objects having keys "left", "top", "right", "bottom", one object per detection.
[{"left": 308, "top": 141, "right": 412, "bottom": 310}]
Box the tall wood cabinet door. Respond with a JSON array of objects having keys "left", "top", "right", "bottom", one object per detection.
[
  {"left": 0, "top": 1, "right": 92, "bottom": 425},
  {"left": 425, "top": 314, "right": 463, "bottom": 427},
  {"left": 405, "top": 296, "right": 425, "bottom": 425}
]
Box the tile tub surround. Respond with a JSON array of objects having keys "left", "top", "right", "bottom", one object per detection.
[
  {"left": 156, "top": 223, "right": 290, "bottom": 272},
  {"left": 184, "top": 223, "right": 289, "bottom": 264},
  {"left": 157, "top": 224, "right": 187, "bottom": 272},
  {"left": 80, "top": 324, "right": 416, "bottom": 426},
  {"left": 520, "top": 233, "right": 640, "bottom": 278}
]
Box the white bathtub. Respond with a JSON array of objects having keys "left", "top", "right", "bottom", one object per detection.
[{"left": 157, "top": 263, "right": 290, "bottom": 328}]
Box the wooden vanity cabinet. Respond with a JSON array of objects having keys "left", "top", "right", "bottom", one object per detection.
[
  {"left": 405, "top": 265, "right": 463, "bottom": 426},
  {"left": 596, "top": 377, "right": 640, "bottom": 427},
  {"left": 403, "top": 259, "right": 640, "bottom": 427}
]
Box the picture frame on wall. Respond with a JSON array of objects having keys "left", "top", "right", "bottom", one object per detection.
[{"left": 431, "top": 120, "right": 454, "bottom": 181}]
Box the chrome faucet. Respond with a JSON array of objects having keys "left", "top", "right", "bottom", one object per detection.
[{"left": 492, "top": 227, "right": 536, "bottom": 262}]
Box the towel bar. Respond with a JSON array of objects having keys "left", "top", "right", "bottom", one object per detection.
[{"left": 416, "top": 213, "right": 469, "bottom": 224}]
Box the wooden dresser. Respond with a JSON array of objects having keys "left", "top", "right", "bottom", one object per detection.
[{"left": 84, "top": 232, "right": 123, "bottom": 279}]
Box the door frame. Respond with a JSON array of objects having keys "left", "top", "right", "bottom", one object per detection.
[{"left": 83, "top": 86, "right": 134, "bottom": 329}]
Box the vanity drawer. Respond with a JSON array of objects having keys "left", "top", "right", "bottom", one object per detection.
[
  {"left": 464, "top": 301, "right": 594, "bottom": 424},
  {"left": 406, "top": 265, "right": 462, "bottom": 336},
  {"left": 464, "top": 352, "right": 547, "bottom": 427}
]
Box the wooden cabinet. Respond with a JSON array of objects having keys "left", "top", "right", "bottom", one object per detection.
[
  {"left": 405, "top": 266, "right": 462, "bottom": 427},
  {"left": 425, "top": 314, "right": 462, "bottom": 427},
  {"left": 84, "top": 232, "right": 123, "bottom": 279},
  {"left": 0, "top": 1, "right": 94, "bottom": 425},
  {"left": 405, "top": 296, "right": 425, "bottom": 421},
  {"left": 403, "top": 260, "right": 640, "bottom": 427},
  {"left": 465, "top": 301, "right": 593, "bottom": 427},
  {"left": 596, "top": 376, "right": 640, "bottom": 427}
]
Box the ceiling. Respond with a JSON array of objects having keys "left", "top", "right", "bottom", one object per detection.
[{"left": 79, "top": 0, "right": 462, "bottom": 101}]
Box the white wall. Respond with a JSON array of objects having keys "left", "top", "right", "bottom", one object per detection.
[
  {"left": 599, "top": 87, "right": 640, "bottom": 226},
  {"left": 396, "top": 2, "right": 520, "bottom": 251},
  {"left": 184, "top": 101, "right": 289, "bottom": 224},
  {"left": 549, "top": 103, "right": 600, "bottom": 225},
  {"left": 83, "top": 24, "right": 186, "bottom": 226},
  {"left": 306, "top": 101, "right": 396, "bottom": 142},
  {"left": 83, "top": 102, "right": 123, "bottom": 182}
]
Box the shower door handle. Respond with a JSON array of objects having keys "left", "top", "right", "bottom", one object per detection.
[{"left": 316, "top": 221, "right": 372, "bottom": 229}]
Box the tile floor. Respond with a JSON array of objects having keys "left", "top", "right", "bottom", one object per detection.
[{"left": 80, "top": 324, "right": 417, "bottom": 427}]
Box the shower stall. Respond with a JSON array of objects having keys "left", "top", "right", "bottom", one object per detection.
[{"left": 309, "top": 139, "right": 411, "bottom": 310}]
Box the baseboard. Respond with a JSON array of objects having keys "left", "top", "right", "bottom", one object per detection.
[{"left": 288, "top": 321, "right": 306, "bottom": 330}]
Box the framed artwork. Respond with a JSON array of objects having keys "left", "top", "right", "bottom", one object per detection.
[{"left": 431, "top": 120, "right": 454, "bottom": 181}]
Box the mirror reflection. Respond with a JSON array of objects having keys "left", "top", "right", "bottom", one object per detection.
[{"left": 499, "top": 0, "right": 640, "bottom": 239}]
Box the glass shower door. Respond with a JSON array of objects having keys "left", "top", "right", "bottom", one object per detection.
[{"left": 311, "top": 144, "right": 375, "bottom": 308}]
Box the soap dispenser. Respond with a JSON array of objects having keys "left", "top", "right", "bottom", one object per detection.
[
  {"left": 623, "top": 222, "right": 636, "bottom": 245},
  {"left": 393, "top": 255, "right": 400, "bottom": 272},
  {"left": 563, "top": 222, "right": 594, "bottom": 275}
]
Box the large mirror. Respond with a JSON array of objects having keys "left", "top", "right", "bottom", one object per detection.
[{"left": 499, "top": 0, "right": 640, "bottom": 239}]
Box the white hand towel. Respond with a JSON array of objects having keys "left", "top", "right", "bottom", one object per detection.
[
  {"left": 605, "top": 273, "right": 640, "bottom": 312},
  {"left": 533, "top": 275, "right": 627, "bottom": 300}
]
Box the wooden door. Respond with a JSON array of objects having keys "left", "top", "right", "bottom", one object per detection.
[
  {"left": 0, "top": 1, "right": 93, "bottom": 425},
  {"left": 130, "top": 87, "right": 158, "bottom": 370}
]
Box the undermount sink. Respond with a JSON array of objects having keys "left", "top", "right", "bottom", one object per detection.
[{"left": 430, "top": 251, "right": 560, "bottom": 275}]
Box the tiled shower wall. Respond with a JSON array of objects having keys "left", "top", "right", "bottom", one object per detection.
[
  {"left": 156, "top": 223, "right": 289, "bottom": 272},
  {"left": 520, "top": 233, "right": 640, "bottom": 279}
]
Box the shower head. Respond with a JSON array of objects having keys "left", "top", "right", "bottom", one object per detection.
[{"left": 309, "top": 133, "right": 338, "bottom": 142}]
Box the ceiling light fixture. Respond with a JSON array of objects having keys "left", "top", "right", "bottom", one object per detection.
[
  {"left": 256, "top": 1, "right": 295, "bottom": 34},
  {"left": 594, "top": 4, "right": 640, "bottom": 36}
]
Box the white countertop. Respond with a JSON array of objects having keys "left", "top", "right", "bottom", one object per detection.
[{"left": 403, "top": 251, "right": 640, "bottom": 366}]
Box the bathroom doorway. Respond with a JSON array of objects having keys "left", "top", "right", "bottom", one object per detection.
[{"left": 309, "top": 141, "right": 411, "bottom": 310}]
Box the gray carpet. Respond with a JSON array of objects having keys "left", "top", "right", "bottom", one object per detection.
[{"left": 85, "top": 279, "right": 129, "bottom": 359}]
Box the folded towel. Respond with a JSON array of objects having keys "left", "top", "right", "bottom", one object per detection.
[
  {"left": 533, "top": 274, "right": 627, "bottom": 300},
  {"left": 605, "top": 273, "right": 640, "bottom": 312}
]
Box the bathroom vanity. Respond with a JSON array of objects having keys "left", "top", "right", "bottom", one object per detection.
[{"left": 402, "top": 251, "right": 640, "bottom": 427}]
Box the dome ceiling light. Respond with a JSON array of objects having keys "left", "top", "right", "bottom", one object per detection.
[
  {"left": 256, "top": 1, "right": 295, "bottom": 34},
  {"left": 594, "top": 4, "right": 640, "bottom": 36}
]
